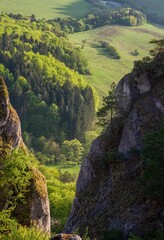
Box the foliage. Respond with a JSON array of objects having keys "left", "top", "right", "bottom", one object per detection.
[
  {"left": 113, "top": 0, "right": 164, "bottom": 25},
  {"left": 149, "top": 39, "right": 164, "bottom": 56},
  {"left": 47, "top": 162, "right": 80, "bottom": 177},
  {"left": 131, "top": 49, "right": 139, "bottom": 56},
  {"left": 83, "top": 131, "right": 98, "bottom": 157},
  {"left": 60, "top": 139, "right": 84, "bottom": 163},
  {"left": 97, "top": 82, "right": 117, "bottom": 130},
  {"left": 0, "top": 209, "right": 17, "bottom": 235},
  {"left": 33, "top": 138, "right": 85, "bottom": 165},
  {"left": 0, "top": 14, "right": 96, "bottom": 159},
  {"left": 100, "top": 41, "right": 121, "bottom": 59},
  {"left": 52, "top": 8, "right": 146, "bottom": 34},
  {"left": 0, "top": 150, "right": 40, "bottom": 236},
  {"left": 141, "top": 124, "right": 164, "bottom": 200},
  {"left": 0, "top": 150, "right": 33, "bottom": 211},
  {"left": 59, "top": 171, "right": 77, "bottom": 183},
  {"left": 39, "top": 166, "right": 76, "bottom": 233},
  {"left": 0, "top": 223, "right": 49, "bottom": 240}
]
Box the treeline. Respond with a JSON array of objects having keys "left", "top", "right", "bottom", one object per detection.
[
  {"left": 0, "top": 14, "right": 96, "bottom": 163},
  {"left": 48, "top": 8, "right": 146, "bottom": 33},
  {"left": 111, "top": 0, "right": 164, "bottom": 25},
  {"left": 1, "top": 14, "right": 90, "bottom": 75}
]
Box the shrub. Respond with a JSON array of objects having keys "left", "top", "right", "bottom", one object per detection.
[
  {"left": 0, "top": 224, "right": 49, "bottom": 240},
  {"left": 106, "top": 45, "right": 121, "bottom": 59},
  {"left": 131, "top": 49, "right": 139, "bottom": 56}
]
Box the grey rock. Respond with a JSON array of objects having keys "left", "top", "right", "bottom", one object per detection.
[
  {"left": 64, "top": 52, "right": 164, "bottom": 238},
  {"left": 51, "top": 233, "right": 82, "bottom": 240},
  {"left": 0, "top": 77, "right": 50, "bottom": 233}
]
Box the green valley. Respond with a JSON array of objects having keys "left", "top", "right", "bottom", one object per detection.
[
  {"left": 69, "top": 23, "right": 164, "bottom": 97},
  {"left": 0, "top": 0, "right": 164, "bottom": 239}
]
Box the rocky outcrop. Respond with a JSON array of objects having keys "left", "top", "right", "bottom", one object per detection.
[
  {"left": 0, "top": 76, "right": 50, "bottom": 233},
  {"left": 0, "top": 76, "right": 25, "bottom": 154},
  {"left": 51, "top": 233, "right": 82, "bottom": 240},
  {"left": 64, "top": 52, "right": 164, "bottom": 238},
  {"left": 13, "top": 168, "right": 51, "bottom": 233}
]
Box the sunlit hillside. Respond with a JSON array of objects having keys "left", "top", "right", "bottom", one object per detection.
[{"left": 69, "top": 23, "right": 164, "bottom": 97}]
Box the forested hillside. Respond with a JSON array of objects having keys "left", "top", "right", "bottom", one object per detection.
[
  {"left": 110, "top": 0, "right": 164, "bottom": 24},
  {"left": 0, "top": 14, "right": 96, "bottom": 163},
  {"left": 0, "top": 0, "right": 164, "bottom": 238}
]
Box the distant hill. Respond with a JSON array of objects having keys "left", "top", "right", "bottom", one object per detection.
[
  {"left": 111, "top": 0, "right": 164, "bottom": 24},
  {"left": 0, "top": 0, "right": 91, "bottom": 19}
]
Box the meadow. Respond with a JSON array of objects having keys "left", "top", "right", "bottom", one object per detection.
[
  {"left": 46, "top": 162, "right": 80, "bottom": 177},
  {"left": 0, "top": 0, "right": 91, "bottom": 19},
  {"left": 69, "top": 23, "right": 164, "bottom": 98}
]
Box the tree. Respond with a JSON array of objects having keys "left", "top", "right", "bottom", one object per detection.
[
  {"left": 97, "top": 82, "right": 117, "bottom": 131},
  {"left": 60, "top": 139, "right": 84, "bottom": 163},
  {"left": 149, "top": 39, "right": 164, "bottom": 56}
]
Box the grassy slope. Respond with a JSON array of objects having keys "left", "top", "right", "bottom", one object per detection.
[
  {"left": 47, "top": 163, "right": 80, "bottom": 177},
  {"left": 0, "top": 0, "right": 91, "bottom": 19},
  {"left": 69, "top": 23, "right": 164, "bottom": 98}
]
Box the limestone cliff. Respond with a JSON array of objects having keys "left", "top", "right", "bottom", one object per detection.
[
  {"left": 0, "top": 77, "right": 24, "bottom": 153},
  {"left": 0, "top": 76, "right": 50, "bottom": 233},
  {"left": 64, "top": 52, "right": 164, "bottom": 238}
]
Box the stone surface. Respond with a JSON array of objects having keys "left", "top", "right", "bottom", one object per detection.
[
  {"left": 0, "top": 77, "right": 50, "bottom": 233},
  {"left": 64, "top": 52, "right": 164, "bottom": 238},
  {"left": 0, "top": 76, "right": 24, "bottom": 153},
  {"left": 30, "top": 168, "right": 50, "bottom": 233},
  {"left": 51, "top": 233, "right": 82, "bottom": 240}
]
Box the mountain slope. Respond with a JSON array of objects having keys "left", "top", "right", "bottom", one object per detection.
[{"left": 64, "top": 51, "right": 164, "bottom": 239}]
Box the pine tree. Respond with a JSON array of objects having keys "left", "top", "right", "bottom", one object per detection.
[{"left": 97, "top": 82, "right": 117, "bottom": 131}]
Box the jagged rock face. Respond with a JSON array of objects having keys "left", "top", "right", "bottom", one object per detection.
[
  {"left": 64, "top": 52, "right": 164, "bottom": 238},
  {"left": 0, "top": 77, "right": 50, "bottom": 233},
  {"left": 30, "top": 168, "right": 50, "bottom": 233},
  {"left": 0, "top": 77, "right": 24, "bottom": 152},
  {"left": 13, "top": 168, "right": 51, "bottom": 233}
]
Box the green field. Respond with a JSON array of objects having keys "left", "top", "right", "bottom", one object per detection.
[
  {"left": 47, "top": 162, "right": 80, "bottom": 177},
  {"left": 69, "top": 23, "right": 164, "bottom": 98},
  {"left": 0, "top": 0, "right": 91, "bottom": 19}
]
